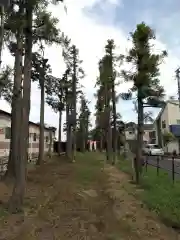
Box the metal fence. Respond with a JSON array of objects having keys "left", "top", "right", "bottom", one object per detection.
[{"left": 144, "top": 155, "right": 180, "bottom": 182}]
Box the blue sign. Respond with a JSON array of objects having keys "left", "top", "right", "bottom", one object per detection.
[{"left": 169, "top": 125, "right": 180, "bottom": 137}]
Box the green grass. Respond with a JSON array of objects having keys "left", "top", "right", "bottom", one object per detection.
[
  {"left": 118, "top": 158, "right": 133, "bottom": 175},
  {"left": 75, "top": 152, "right": 104, "bottom": 186},
  {"left": 118, "top": 158, "right": 180, "bottom": 229},
  {"left": 0, "top": 206, "right": 9, "bottom": 219}
]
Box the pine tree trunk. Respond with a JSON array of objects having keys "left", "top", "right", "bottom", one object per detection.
[
  {"left": 58, "top": 110, "right": 62, "bottom": 155},
  {"left": 135, "top": 95, "right": 144, "bottom": 183},
  {"left": 99, "top": 135, "right": 103, "bottom": 152},
  {"left": 0, "top": 6, "right": 4, "bottom": 67},
  {"left": 72, "top": 47, "right": 77, "bottom": 162},
  {"left": 66, "top": 105, "right": 72, "bottom": 159},
  {"left": 112, "top": 82, "right": 117, "bottom": 165},
  {"left": 79, "top": 124, "right": 85, "bottom": 152},
  {"left": 9, "top": 93, "right": 25, "bottom": 212},
  {"left": 9, "top": 2, "right": 33, "bottom": 211},
  {"left": 72, "top": 123, "right": 76, "bottom": 162},
  {"left": 82, "top": 126, "right": 86, "bottom": 152},
  {"left": 5, "top": 33, "right": 23, "bottom": 179},
  {"left": 105, "top": 102, "right": 112, "bottom": 162},
  {"left": 8, "top": 153, "right": 26, "bottom": 213},
  {"left": 67, "top": 125, "right": 72, "bottom": 159},
  {"left": 48, "top": 130, "right": 52, "bottom": 158},
  {"left": 37, "top": 80, "right": 45, "bottom": 165},
  {"left": 0, "top": 5, "right": 5, "bottom": 67},
  {"left": 19, "top": 1, "right": 32, "bottom": 164},
  {"left": 106, "top": 119, "right": 112, "bottom": 162}
]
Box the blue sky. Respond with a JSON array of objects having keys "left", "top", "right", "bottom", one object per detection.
[
  {"left": 82, "top": 0, "right": 180, "bottom": 122},
  {"left": 85, "top": 0, "right": 180, "bottom": 52}
]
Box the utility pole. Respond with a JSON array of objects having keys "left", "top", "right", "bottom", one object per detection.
[
  {"left": 175, "top": 67, "right": 180, "bottom": 109},
  {"left": 175, "top": 67, "right": 180, "bottom": 154}
]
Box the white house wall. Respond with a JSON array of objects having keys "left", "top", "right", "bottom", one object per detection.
[
  {"left": 125, "top": 129, "right": 154, "bottom": 143},
  {"left": 0, "top": 114, "right": 55, "bottom": 158},
  {"left": 166, "top": 141, "right": 179, "bottom": 154},
  {"left": 166, "top": 102, "right": 180, "bottom": 154},
  {"left": 0, "top": 115, "right": 11, "bottom": 157},
  {"left": 156, "top": 101, "right": 180, "bottom": 154},
  {"left": 125, "top": 130, "right": 136, "bottom": 140},
  {"left": 160, "top": 104, "right": 169, "bottom": 132},
  {"left": 167, "top": 102, "right": 180, "bottom": 125}
]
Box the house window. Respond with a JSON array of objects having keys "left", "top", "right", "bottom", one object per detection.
[
  {"left": 149, "top": 131, "right": 156, "bottom": 139},
  {"left": 46, "top": 136, "right": 48, "bottom": 142},
  {"left": 5, "top": 127, "right": 11, "bottom": 139},
  {"left": 177, "top": 119, "right": 180, "bottom": 124},
  {"left": 162, "top": 120, "right": 166, "bottom": 129},
  {"left": 33, "top": 133, "right": 37, "bottom": 142}
]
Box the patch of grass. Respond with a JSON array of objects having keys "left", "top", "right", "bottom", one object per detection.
[
  {"left": 118, "top": 158, "right": 180, "bottom": 229},
  {"left": 0, "top": 206, "right": 8, "bottom": 219},
  {"left": 75, "top": 152, "right": 104, "bottom": 186},
  {"left": 118, "top": 158, "right": 133, "bottom": 175}
]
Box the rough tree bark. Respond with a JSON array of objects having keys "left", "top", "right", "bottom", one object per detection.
[
  {"left": 72, "top": 46, "right": 77, "bottom": 162},
  {"left": 105, "top": 85, "right": 112, "bottom": 162},
  {"left": 5, "top": 29, "right": 23, "bottom": 179},
  {"left": 106, "top": 110, "right": 112, "bottom": 162},
  {"left": 135, "top": 93, "right": 144, "bottom": 183},
  {"left": 37, "top": 76, "right": 45, "bottom": 165},
  {"left": 48, "top": 129, "right": 52, "bottom": 158},
  {"left": 81, "top": 125, "right": 86, "bottom": 152},
  {"left": 112, "top": 79, "right": 117, "bottom": 165},
  {"left": 57, "top": 110, "right": 62, "bottom": 155},
  {"left": 8, "top": 2, "right": 33, "bottom": 212},
  {"left": 66, "top": 95, "right": 72, "bottom": 159},
  {"left": 99, "top": 135, "right": 103, "bottom": 152}
]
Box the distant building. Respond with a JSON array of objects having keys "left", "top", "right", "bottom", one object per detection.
[
  {"left": 155, "top": 100, "right": 180, "bottom": 154},
  {"left": 125, "top": 122, "right": 156, "bottom": 144},
  {"left": 0, "top": 109, "right": 56, "bottom": 159}
]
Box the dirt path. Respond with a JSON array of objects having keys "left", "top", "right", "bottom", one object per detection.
[
  {"left": 0, "top": 155, "right": 179, "bottom": 239},
  {"left": 104, "top": 166, "right": 180, "bottom": 240}
]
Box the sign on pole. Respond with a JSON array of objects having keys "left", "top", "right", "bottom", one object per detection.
[{"left": 0, "top": 0, "right": 10, "bottom": 9}]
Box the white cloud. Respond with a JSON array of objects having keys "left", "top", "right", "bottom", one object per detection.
[{"left": 0, "top": 0, "right": 180, "bottom": 139}]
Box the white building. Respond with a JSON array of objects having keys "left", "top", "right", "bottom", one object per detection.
[
  {"left": 155, "top": 100, "right": 180, "bottom": 154},
  {"left": 0, "top": 109, "right": 56, "bottom": 158},
  {"left": 125, "top": 123, "right": 156, "bottom": 144}
]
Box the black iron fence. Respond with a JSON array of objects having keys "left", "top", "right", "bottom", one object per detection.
[{"left": 144, "top": 155, "right": 180, "bottom": 182}]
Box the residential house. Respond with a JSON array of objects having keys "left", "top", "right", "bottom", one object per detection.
[
  {"left": 0, "top": 109, "right": 56, "bottom": 159},
  {"left": 155, "top": 100, "right": 180, "bottom": 154},
  {"left": 125, "top": 122, "right": 156, "bottom": 143},
  {"left": 125, "top": 122, "right": 156, "bottom": 154}
]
